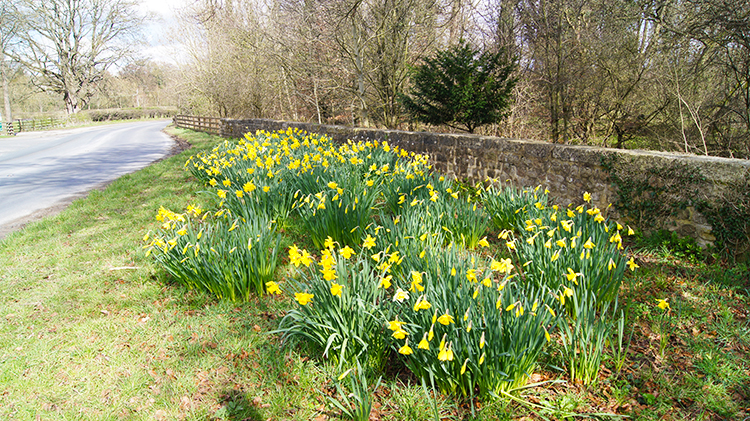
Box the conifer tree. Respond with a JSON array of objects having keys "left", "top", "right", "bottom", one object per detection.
[{"left": 401, "top": 40, "right": 517, "bottom": 133}]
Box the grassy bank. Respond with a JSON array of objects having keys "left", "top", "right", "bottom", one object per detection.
[{"left": 0, "top": 126, "right": 747, "bottom": 420}]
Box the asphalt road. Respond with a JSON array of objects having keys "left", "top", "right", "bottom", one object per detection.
[{"left": 0, "top": 120, "right": 175, "bottom": 239}]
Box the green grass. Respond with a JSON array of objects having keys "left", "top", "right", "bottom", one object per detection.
[{"left": 1, "top": 126, "right": 748, "bottom": 420}]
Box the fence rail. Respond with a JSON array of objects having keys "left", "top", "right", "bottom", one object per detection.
[
  {"left": 3, "top": 117, "right": 67, "bottom": 135},
  {"left": 173, "top": 115, "right": 221, "bottom": 135}
]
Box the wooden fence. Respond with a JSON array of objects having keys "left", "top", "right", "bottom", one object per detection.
[
  {"left": 3, "top": 117, "right": 67, "bottom": 135},
  {"left": 173, "top": 115, "right": 221, "bottom": 135}
]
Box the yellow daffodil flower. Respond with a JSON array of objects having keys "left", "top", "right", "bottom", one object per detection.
[
  {"left": 438, "top": 342, "right": 454, "bottom": 362},
  {"left": 437, "top": 312, "right": 454, "bottom": 325},
  {"left": 392, "top": 329, "right": 408, "bottom": 340},
  {"left": 460, "top": 358, "right": 469, "bottom": 375},
  {"left": 413, "top": 296, "right": 432, "bottom": 311},
  {"left": 393, "top": 288, "right": 409, "bottom": 302},
  {"left": 627, "top": 257, "right": 639, "bottom": 271},
  {"left": 398, "top": 340, "right": 413, "bottom": 355},
  {"left": 339, "top": 245, "right": 355, "bottom": 259},
  {"left": 362, "top": 235, "right": 376, "bottom": 250},
  {"left": 295, "top": 292, "right": 314, "bottom": 306},
  {"left": 657, "top": 298, "right": 670, "bottom": 310},
  {"left": 388, "top": 318, "right": 405, "bottom": 331},
  {"left": 418, "top": 334, "right": 430, "bottom": 350},
  {"left": 266, "top": 281, "right": 281, "bottom": 295},
  {"left": 330, "top": 283, "right": 343, "bottom": 297}
]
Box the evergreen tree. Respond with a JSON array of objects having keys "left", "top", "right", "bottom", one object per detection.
[{"left": 400, "top": 40, "right": 517, "bottom": 133}]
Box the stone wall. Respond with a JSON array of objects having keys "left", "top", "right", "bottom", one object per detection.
[{"left": 180, "top": 117, "right": 750, "bottom": 247}]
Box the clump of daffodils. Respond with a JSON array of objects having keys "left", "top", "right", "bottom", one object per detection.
[{"left": 150, "top": 128, "right": 637, "bottom": 399}]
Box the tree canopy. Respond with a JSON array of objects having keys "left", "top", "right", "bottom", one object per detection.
[{"left": 10, "top": 0, "right": 145, "bottom": 114}]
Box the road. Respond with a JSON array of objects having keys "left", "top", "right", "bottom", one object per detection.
[{"left": 0, "top": 120, "right": 175, "bottom": 239}]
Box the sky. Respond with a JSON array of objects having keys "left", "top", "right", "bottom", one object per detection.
[{"left": 137, "top": 0, "right": 191, "bottom": 65}]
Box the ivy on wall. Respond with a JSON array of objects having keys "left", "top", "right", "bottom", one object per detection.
[
  {"left": 600, "top": 153, "right": 750, "bottom": 258},
  {"left": 599, "top": 153, "right": 707, "bottom": 224},
  {"left": 698, "top": 172, "right": 750, "bottom": 257}
]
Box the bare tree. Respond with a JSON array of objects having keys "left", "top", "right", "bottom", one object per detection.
[
  {"left": 10, "top": 0, "right": 145, "bottom": 114},
  {"left": 0, "top": 0, "right": 20, "bottom": 122}
]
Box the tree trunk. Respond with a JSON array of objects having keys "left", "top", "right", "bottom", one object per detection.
[{"left": 1, "top": 57, "right": 10, "bottom": 122}]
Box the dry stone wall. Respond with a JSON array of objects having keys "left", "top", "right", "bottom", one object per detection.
[{"left": 182, "top": 117, "right": 750, "bottom": 247}]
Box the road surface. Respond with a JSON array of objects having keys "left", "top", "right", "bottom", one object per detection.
[{"left": 0, "top": 120, "right": 175, "bottom": 239}]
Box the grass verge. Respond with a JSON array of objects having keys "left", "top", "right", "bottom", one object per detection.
[{"left": 0, "top": 126, "right": 747, "bottom": 420}]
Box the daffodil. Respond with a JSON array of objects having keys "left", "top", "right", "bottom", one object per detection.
[
  {"left": 418, "top": 333, "right": 430, "bottom": 350},
  {"left": 438, "top": 341, "right": 454, "bottom": 362},
  {"left": 321, "top": 267, "right": 337, "bottom": 281},
  {"left": 393, "top": 288, "right": 409, "bottom": 302},
  {"left": 299, "top": 250, "right": 313, "bottom": 267},
  {"left": 378, "top": 275, "right": 392, "bottom": 289},
  {"left": 566, "top": 268, "right": 581, "bottom": 283},
  {"left": 339, "top": 245, "right": 355, "bottom": 259},
  {"left": 398, "top": 340, "right": 413, "bottom": 355},
  {"left": 295, "top": 292, "right": 314, "bottom": 306},
  {"left": 413, "top": 296, "right": 432, "bottom": 311},
  {"left": 437, "top": 312, "right": 454, "bottom": 325},
  {"left": 266, "top": 281, "right": 281, "bottom": 295},
  {"left": 627, "top": 257, "right": 639, "bottom": 271},
  {"left": 392, "top": 329, "right": 408, "bottom": 340},
  {"left": 330, "top": 283, "right": 343, "bottom": 297},
  {"left": 491, "top": 258, "right": 514, "bottom": 274},
  {"left": 478, "top": 237, "right": 490, "bottom": 248},
  {"left": 362, "top": 235, "right": 376, "bottom": 250},
  {"left": 388, "top": 318, "right": 405, "bottom": 331},
  {"left": 657, "top": 298, "right": 670, "bottom": 310}
]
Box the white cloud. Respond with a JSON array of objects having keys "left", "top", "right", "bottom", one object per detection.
[{"left": 136, "top": 0, "right": 192, "bottom": 64}]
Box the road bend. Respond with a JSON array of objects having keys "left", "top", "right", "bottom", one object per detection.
[{"left": 0, "top": 120, "right": 175, "bottom": 239}]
